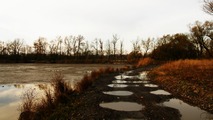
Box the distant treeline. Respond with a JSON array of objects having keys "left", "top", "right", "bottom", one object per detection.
[{"left": 0, "top": 20, "right": 212, "bottom": 63}]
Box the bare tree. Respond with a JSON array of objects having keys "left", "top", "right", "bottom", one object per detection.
[
  {"left": 203, "top": 0, "right": 213, "bottom": 15},
  {"left": 112, "top": 34, "right": 119, "bottom": 58},
  {"left": 99, "top": 39, "right": 104, "bottom": 57},
  {"left": 64, "top": 36, "right": 73, "bottom": 56},
  {"left": 131, "top": 39, "right": 141, "bottom": 53},
  {"left": 190, "top": 21, "right": 213, "bottom": 57},
  {"left": 34, "top": 37, "right": 47, "bottom": 54},
  {"left": 56, "top": 36, "right": 63, "bottom": 55},
  {"left": 82, "top": 41, "right": 90, "bottom": 57},
  {"left": 106, "top": 39, "right": 112, "bottom": 60},
  {"left": 91, "top": 38, "right": 99, "bottom": 56},
  {"left": 49, "top": 40, "right": 58, "bottom": 54},
  {"left": 120, "top": 40, "right": 124, "bottom": 59},
  {"left": 0, "top": 41, "right": 6, "bottom": 55},
  {"left": 141, "top": 38, "right": 154, "bottom": 57},
  {"left": 76, "top": 35, "right": 85, "bottom": 56},
  {"left": 72, "top": 37, "right": 77, "bottom": 56},
  {"left": 7, "top": 39, "right": 23, "bottom": 55}
]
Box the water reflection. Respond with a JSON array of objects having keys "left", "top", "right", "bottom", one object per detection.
[
  {"left": 103, "top": 91, "right": 133, "bottom": 96},
  {"left": 138, "top": 71, "right": 148, "bottom": 80},
  {"left": 100, "top": 101, "right": 144, "bottom": 111},
  {"left": 108, "top": 84, "right": 139, "bottom": 88},
  {"left": 108, "top": 84, "right": 128, "bottom": 88},
  {"left": 144, "top": 84, "right": 158, "bottom": 88},
  {"left": 150, "top": 90, "right": 171, "bottom": 95},
  {"left": 159, "top": 98, "right": 213, "bottom": 120},
  {"left": 0, "top": 84, "right": 48, "bottom": 120},
  {"left": 112, "top": 80, "right": 149, "bottom": 84}
]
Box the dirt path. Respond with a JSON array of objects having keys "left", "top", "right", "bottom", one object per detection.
[{"left": 69, "top": 67, "right": 182, "bottom": 120}]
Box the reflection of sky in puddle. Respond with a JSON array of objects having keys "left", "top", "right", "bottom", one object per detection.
[
  {"left": 0, "top": 84, "right": 47, "bottom": 120},
  {"left": 150, "top": 90, "right": 171, "bottom": 95},
  {"left": 115, "top": 75, "right": 135, "bottom": 80},
  {"left": 108, "top": 84, "right": 139, "bottom": 88},
  {"left": 100, "top": 101, "right": 144, "bottom": 111},
  {"left": 144, "top": 84, "right": 158, "bottom": 88},
  {"left": 138, "top": 71, "right": 148, "bottom": 80},
  {"left": 159, "top": 98, "right": 213, "bottom": 120},
  {"left": 112, "top": 80, "right": 149, "bottom": 84},
  {"left": 103, "top": 91, "right": 133, "bottom": 96},
  {"left": 108, "top": 84, "right": 128, "bottom": 88},
  {"left": 112, "top": 80, "right": 128, "bottom": 84}
]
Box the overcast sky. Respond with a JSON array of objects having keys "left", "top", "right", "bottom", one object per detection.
[{"left": 0, "top": 0, "right": 212, "bottom": 50}]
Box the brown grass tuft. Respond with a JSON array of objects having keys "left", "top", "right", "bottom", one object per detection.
[
  {"left": 137, "top": 57, "right": 154, "bottom": 68},
  {"left": 75, "top": 67, "right": 119, "bottom": 92}
]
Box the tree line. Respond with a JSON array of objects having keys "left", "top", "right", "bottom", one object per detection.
[{"left": 0, "top": 20, "right": 212, "bottom": 63}]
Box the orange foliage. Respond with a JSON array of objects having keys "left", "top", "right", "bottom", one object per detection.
[{"left": 137, "top": 57, "right": 154, "bottom": 67}]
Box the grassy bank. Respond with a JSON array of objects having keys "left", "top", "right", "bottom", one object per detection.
[{"left": 148, "top": 59, "right": 213, "bottom": 113}]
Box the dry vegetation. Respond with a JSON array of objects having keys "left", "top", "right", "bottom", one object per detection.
[
  {"left": 19, "top": 73, "right": 74, "bottom": 120},
  {"left": 149, "top": 59, "right": 213, "bottom": 113},
  {"left": 136, "top": 57, "right": 155, "bottom": 67}
]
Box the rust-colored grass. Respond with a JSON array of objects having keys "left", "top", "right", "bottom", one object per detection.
[
  {"left": 137, "top": 57, "right": 155, "bottom": 68},
  {"left": 75, "top": 67, "right": 118, "bottom": 92},
  {"left": 149, "top": 59, "right": 213, "bottom": 112}
]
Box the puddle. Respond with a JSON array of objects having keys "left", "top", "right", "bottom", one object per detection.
[
  {"left": 112, "top": 80, "right": 128, "bottom": 84},
  {"left": 150, "top": 90, "right": 171, "bottom": 95},
  {"left": 108, "top": 84, "right": 128, "bottom": 88},
  {"left": 108, "top": 84, "right": 139, "bottom": 88},
  {"left": 144, "top": 84, "right": 158, "bottom": 88},
  {"left": 159, "top": 98, "right": 213, "bottom": 120},
  {"left": 131, "top": 81, "right": 149, "bottom": 84},
  {"left": 100, "top": 101, "right": 144, "bottom": 111},
  {"left": 103, "top": 91, "right": 133, "bottom": 96},
  {"left": 115, "top": 75, "right": 137, "bottom": 80},
  {"left": 138, "top": 71, "right": 148, "bottom": 80},
  {"left": 112, "top": 80, "right": 149, "bottom": 84}
]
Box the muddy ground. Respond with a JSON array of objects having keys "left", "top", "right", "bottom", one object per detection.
[{"left": 68, "top": 66, "right": 182, "bottom": 120}]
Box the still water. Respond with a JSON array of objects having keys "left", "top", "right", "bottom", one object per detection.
[{"left": 0, "top": 64, "right": 124, "bottom": 120}]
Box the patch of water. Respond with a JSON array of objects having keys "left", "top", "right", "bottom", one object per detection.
[
  {"left": 144, "top": 84, "right": 158, "bottom": 88},
  {"left": 112, "top": 80, "right": 128, "bottom": 84},
  {"left": 0, "top": 84, "right": 48, "bottom": 120},
  {"left": 150, "top": 90, "right": 171, "bottom": 95},
  {"left": 112, "top": 80, "right": 149, "bottom": 84},
  {"left": 108, "top": 84, "right": 128, "bottom": 88},
  {"left": 131, "top": 81, "right": 149, "bottom": 84},
  {"left": 115, "top": 75, "right": 135, "bottom": 80},
  {"left": 108, "top": 84, "right": 140, "bottom": 88},
  {"left": 100, "top": 101, "right": 144, "bottom": 111},
  {"left": 103, "top": 91, "right": 133, "bottom": 96},
  {"left": 159, "top": 98, "right": 213, "bottom": 120},
  {"left": 138, "top": 71, "right": 148, "bottom": 80}
]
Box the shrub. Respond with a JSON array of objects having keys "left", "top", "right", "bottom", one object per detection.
[{"left": 137, "top": 57, "right": 154, "bottom": 67}]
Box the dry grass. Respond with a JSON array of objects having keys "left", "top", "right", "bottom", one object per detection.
[
  {"left": 149, "top": 59, "right": 213, "bottom": 112},
  {"left": 75, "top": 67, "right": 118, "bottom": 92},
  {"left": 137, "top": 57, "right": 155, "bottom": 68},
  {"left": 19, "top": 73, "right": 73, "bottom": 120}
]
